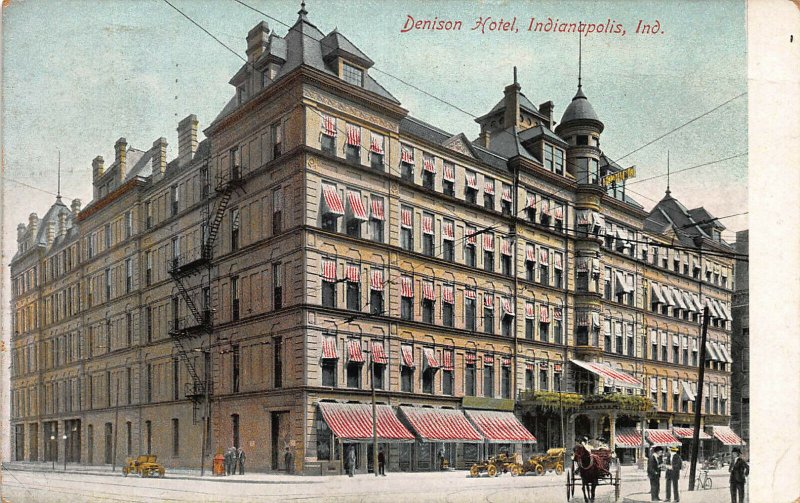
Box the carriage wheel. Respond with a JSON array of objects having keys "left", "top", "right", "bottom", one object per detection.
[
  {"left": 566, "top": 471, "right": 573, "bottom": 501},
  {"left": 511, "top": 465, "right": 522, "bottom": 477},
  {"left": 487, "top": 464, "right": 497, "bottom": 477},
  {"left": 535, "top": 464, "right": 544, "bottom": 476},
  {"left": 469, "top": 465, "right": 479, "bottom": 478},
  {"left": 555, "top": 463, "right": 564, "bottom": 476}
]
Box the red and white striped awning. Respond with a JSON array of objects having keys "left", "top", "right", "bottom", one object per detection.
[
  {"left": 370, "top": 269, "right": 384, "bottom": 291},
  {"left": 465, "top": 352, "right": 477, "bottom": 364},
  {"left": 371, "top": 198, "right": 384, "bottom": 221},
  {"left": 400, "top": 207, "right": 413, "bottom": 229},
  {"left": 540, "top": 199, "right": 551, "bottom": 216},
  {"left": 423, "top": 348, "right": 440, "bottom": 369},
  {"left": 465, "top": 228, "right": 477, "bottom": 246},
  {"left": 422, "top": 155, "right": 436, "bottom": 173},
  {"left": 399, "top": 406, "right": 483, "bottom": 443},
  {"left": 501, "top": 238, "right": 512, "bottom": 256},
  {"left": 553, "top": 307, "right": 563, "bottom": 321},
  {"left": 345, "top": 263, "right": 360, "bottom": 283},
  {"left": 502, "top": 297, "right": 514, "bottom": 316},
  {"left": 577, "top": 312, "right": 590, "bottom": 327},
  {"left": 501, "top": 186, "right": 513, "bottom": 202},
  {"left": 317, "top": 402, "right": 414, "bottom": 443},
  {"left": 539, "top": 361, "right": 549, "bottom": 369},
  {"left": 484, "top": 179, "right": 495, "bottom": 195},
  {"left": 422, "top": 214, "right": 434, "bottom": 235},
  {"left": 443, "top": 162, "right": 455, "bottom": 182},
  {"left": 616, "top": 428, "right": 643, "bottom": 448},
  {"left": 539, "top": 248, "right": 549, "bottom": 265},
  {"left": 526, "top": 193, "right": 536, "bottom": 209},
  {"left": 400, "top": 145, "right": 414, "bottom": 163},
  {"left": 321, "top": 185, "right": 345, "bottom": 215},
  {"left": 483, "top": 233, "right": 494, "bottom": 252},
  {"left": 465, "top": 409, "right": 537, "bottom": 444},
  {"left": 348, "top": 340, "right": 365, "bottom": 363},
  {"left": 347, "top": 185, "right": 368, "bottom": 216},
  {"left": 570, "top": 359, "right": 643, "bottom": 389},
  {"left": 369, "top": 132, "right": 384, "bottom": 154},
  {"left": 443, "top": 220, "right": 454, "bottom": 240},
  {"left": 672, "top": 427, "right": 711, "bottom": 440},
  {"left": 539, "top": 305, "right": 550, "bottom": 323},
  {"left": 712, "top": 426, "right": 745, "bottom": 446},
  {"left": 400, "top": 276, "right": 413, "bottom": 298},
  {"left": 442, "top": 285, "right": 455, "bottom": 304},
  {"left": 322, "top": 337, "right": 338, "bottom": 359},
  {"left": 321, "top": 259, "right": 337, "bottom": 282},
  {"left": 501, "top": 356, "right": 511, "bottom": 367},
  {"left": 526, "top": 244, "right": 536, "bottom": 262},
  {"left": 441, "top": 350, "right": 454, "bottom": 371},
  {"left": 553, "top": 253, "right": 563, "bottom": 270},
  {"left": 483, "top": 354, "right": 494, "bottom": 365},
  {"left": 371, "top": 340, "right": 388, "bottom": 365},
  {"left": 422, "top": 281, "right": 435, "bottom": 301},
  {"left": 525, "top": 303, "right": 535, "bottom": 319},
  {"left": 554, "top": 363, "right": 562, "bottom": 372},
  {"left": 346, "top": 123, "right": 361, "bottom": 146},
  {"left": 401, "top": 345, "right": 415, "bottom": 368},
  {"left": 466, "top": 172, "right": 478, "bottom": 189},
  {"left": 526, "top": 361, "right": 536, "bottom": 371},
  {"left": 321, "top": 114, "right": 337, "bottom": 136},
  {"left": 483, "top": 294, "right": 494, "bottom": 308},
  {"left": 646, "top": 429, "right": 681, "bottom": 447},
  {"left": 553, "top": 205, "right": 564, "bottom": 221}
]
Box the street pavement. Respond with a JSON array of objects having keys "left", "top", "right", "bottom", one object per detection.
[{"left": 0, "top": 462, "right": 738, "bottom": 503}]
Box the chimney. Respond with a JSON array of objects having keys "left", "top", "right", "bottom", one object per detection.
[
  {"left": 478, "top": 128, "right": 491, "bottom": 149},
  {"left": 503, "top": 68, "right": 522, "bottom": 130},
  {"left": 46, "top": 220, "right": 55, "bottom": 246},
  {"left": 152, "top": 137, "right": 167, "bottom": 177},
  {"left": 539, "top": 101, "right": 554, "bottom": 129},
  {"left": 115, "top": 138, "right": 127, "bottom": 184},
  {"left": 246, "top": 21, "right": 270, "bottom": 63},
  {"left": 70, "top": 198, "right": 82, "bottom": 215},
  {"left": 58, "top": 212, "right": 67, "bottom": 238},
  {"left": 28, "top": 213, "right": 39, "bottom": 241},
  {"left": 177, "top": 114, "right": 199, "bottom": 167},
  {"left": 17, "top": 223, "right": 26, "bottom": 244},
  {"left": 92, "top": 156, "right": 105, "bottom": 179}
]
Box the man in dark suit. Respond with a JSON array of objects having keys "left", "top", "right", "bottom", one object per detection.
[
  {"left": 647, "top": 446, "right": 664, "bottom": 501},
  {"left": 729, "top": 448, "right": 749, "bottom": 503},
  {"left": 665, "top": 447, "right": 683, "bottom": 502}
]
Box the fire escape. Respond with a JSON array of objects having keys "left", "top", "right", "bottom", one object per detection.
[{"left": 168, "top": 162, "right": 245, "bottom": 422}]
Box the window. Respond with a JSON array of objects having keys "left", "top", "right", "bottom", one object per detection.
[
  {"left": 229, "top": 146, "right": 242, "bottom": 180},
  {"left": 170, "top": 185, "right": 179, "bottom": 216},
  {"left": 232, "top": 344, "right": 240, "bottom": 393},
  {"left": 604, "top": 268, "right": 612, "bottom": 299},
  {"left": 422, "top": 213, "right": 435, "bottom": 256},
  {"left": 483, "top": 234, "right": 494, "bottom": 273},
  {"left": 422, "top": 283, "right": 434, "bottom": 323},
  {"left": 465, "top": 171, "right": 478, "bottom": 204},
  {"left": 145, "top": 251, "right": 152, "bottom": 286},
  {"left": 501, "top": 305, "right": 513, "bottom": 337},
  {"left": 483, "top": 177, "right": 495, "bottom": 210},
  {"left": 539, "top": 368, "right": 549, "bottom": 391},
  {"left": 126, "top": 313, "right": 132, "bottom": 347},
  {"left": 370, "top": 196, "right": 385, "bottom": 242},
  {"left": 442, "top": 219, "right": 455, "bottom": 262},
  {"left": 525, "top": 305, "right": 534, "bottom": 340},
  {"left": 104, "top": 223, "right": 112, "bottom": 250},
  {"left": 627, "top": 325, "right": 635, "bottom": 357},
  {"left": 346, "top": 264, "right": 360, "bottom": 311},
  {"left": 501, "top": 239, "right": 512, "bottom": 276},
  {"left": 172, "top": 357, "right": 180, "bottom": 400},
  {"left": 553, "top": 309, "right": 563, "bottom": 344},
  {"left": 373, "top": 359, "right": 384, "bottom": 390},
  {"left": 465, "top": 228, "right": 476, "bottom": 267},
  {"left": 236, "top": 85, "right": 245, "bottom": 105},
  {"left": 501, "top": 184, "right": 512, "bottom": 215},
  {"left": 442, "top": 286, "right": 454, "bottom": 327},
  {"left": 400, "top": 144, "right": 414, "bottom": 182},
  {"left": 272, "top": 187, "right": 283, "bottom": 235},
  {"left": 554, "top": 370, "right": 562, "bottom": 391},
  {"left": 525, "top": 367, "right": 534, "bottom": 390},
  {"left": 442, "top": 162, "right": 455, "bottom": 197},
  {"left": 465, "top": 291, "right": 476, "bottom": 331},
  {"left": 422, "top": 155, "right": 435, "bottom": 190},
  {"left": 273, "top": 336, "right": 283, "bottom": 388},
  {"left": 231, "top": 276, "right": 240, "bottom": 321},
  {"left": 230, "top": 208, "right": 240, "bottom": 251},
  {"left": 400, "top": 206, "right": 414, "bottom": 251},
  {"left": 442, "top": 351, "right": 454, "bottom": 396},
  {"left": 615, "top": 323, "right": 624, "bottom": 355},
  {"left": 539, "top": 306, "right": 550, "bottom": 342},
  {"left": 501, "top": 362, "right": 511, "bottom": 398},
  {"left": 124, "top": 211, "right": 133, "bottom": 239},
  {"left": 171, "top": 236, "right": 180, "bottom": 271},
  {"left": 271, "top": 121, "right": 283, "bottom": 159},
  {"left": 401, "top": 346, "right": 414, "bottom": 392},
  {"left": 465, "top": 356, "right": 476, "bottom": 396},
  {"left": 400, "top": 276, "right": 414, "bottom": 321},
  {"left": 553, "top": 253, "right": 563, "bottom": 287},
  {"left": 200, "top": 166, "right": 209, "bottom": 198},
  {"left": 144, "top": 421, "right": 151, "bottom": 455},
  {"left": 321, "top": 260, "right": 337, "bottom": 308},
  {"left": 483, "top": 359, "right": 494, "bottom": 397},
  {"left": 322, "top": 356, "right": 337, "bottom": 387},
  {"left": 342, "top": 62, "right": 363, "bottom": 86},
  {"left": 345, "top": 190, "right": 365, "bottom": 238},
  {"left": 483, "top": 295, "right": 494, "bottom": 335},
  {"left": 320, "top": 114, "right": 336, "bottom": 154},
  {"left": 145, "top": 306, "right": 152, "bottom": 343},
  {"left": 125, "top": 259, "right": 132, "bottom": 293},
  {"left": 273, "top": 263, "right": 283, "bottom": 310},
  {"left": 369, "top": 269, "right": 384, "bottom": 315},
  {"left": 369, "top": 132, "right": 384, "bottom": 169},
  {"left": 346, "top": 359, "right": 361, "bottom": 389},
  {"left": 145, "top": 364, "right": 152, "bottom": 403},
  {"left": 422, "top": 365, "right": 435, "bottom": 394},
  {"left": 539, "top": 249, "right": 550, "bottom": 286},
  {"left": 345, "top": 123, "right": 361, "bottom": 162}
]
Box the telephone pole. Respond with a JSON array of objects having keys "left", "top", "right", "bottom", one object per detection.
[{"left": 688, "top": 305, "right": 710, "bottom": 490}]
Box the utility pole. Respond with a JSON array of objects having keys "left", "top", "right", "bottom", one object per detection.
[
  {"left": 112, "top": 377, "right": 120, "bottom": 471},
  {"left": 688, "top": 305, "right": 710, "bottom": 490},
  {"left": 372, "top": 356, "right": 378, "bottom": 477}
]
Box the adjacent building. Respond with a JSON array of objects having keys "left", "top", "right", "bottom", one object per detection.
[
  {"left": 9, "top": 7, "right": 741, "bottom": 473},
  {"left": 730, "top": 230, "right": 749, "bottom": 445}
]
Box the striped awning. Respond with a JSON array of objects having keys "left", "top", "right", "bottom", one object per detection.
[
  {"left": 483, "top": 354, "right": 494, "bottom": 365},
  {"left": 465, "top": 228, "right": 477, "bottom": 246},
  {"left": 465, "top": 410, "right": 537, "bottom": 443},
  {"left": 671, "top": 287, "right": 688, "bottom": 310},
  {"left": 441, "top": 350, "right": 454, "bottom": 371},
  {"left": 370, "top": 199, "right": 384, "bottom": 220},
  {"left": 443, "top": 162, "right": 455, "bottom": 181},
  {"left": 570, "top": 359, "right": 643, "bottom": 389},
  {"left": 683, "top": 291, "right": 698, "bottom": 312},
  {"left": 526, "top": 193, "right": 536, "bottom": 209},
  {"left": 464, "top": 289, "right": 476, "bottom": 300},
  {"left": 484, "top": 294, "right": 494, "bottom": 308},
  {"left": 443, "top": 220, "right": 455, "bottom": 240},
  {"left": 399, "top": 406, "right": 483, "bottom": 443},
  {"left": 712, "top": 426, "right": 745, "bottom": 446},
  {"left": 466, "top": 171, "right": 478, "bottom": 189},
  {"left": 400, "top": 276, "right": 413, "bottom": 298},
  {"left": 483, "top": 233, "right": 494, "bottom": 252},
  {"left": 553, "top": 205, "right": 564, "bottom": 220},
  {"left": 553, "top": 253, "right": 563, "bottom": 270},
  {"left": 423, "top": 348, "right": 440, "bottom": 369},
  {"left": 651, "top": 284, "right": 666, "bottom": 304},
  {"left": 345, "top": 263, "right": 360, "bottom": 283},
  {"left": 318, "top": 402, "right": 414, "bottom": 443},
  {"left": 422, "top": 155, "right": 436, "bottom": 173},
  {"left": 501, "top": 186, "right": 513, "bottom": 202},
  {"left": 400, "top": 208, "right": 413, "bottom": 229},
  {"left": 680, "top": 381, "right": 696, "bottom": 402},
  {"left": 321, "top": 114, "right": 337, "bottom": 136},
  {"left": 484, "top": 179, "right": 495, "bottom": 195},
  {"left": 615, "top": 428, "right": 643, "bottom": 448},
  {"left": 346, "top": 123, "right": 361, "bottom": 146},
  {"left": 615, "top": 271, "right": 633, "bottom": 294},
  {"left": 370, "top": 269, "right": 384, "bottom": 291},
  {"left": 401, "top": 345, "right": 415, "bottom": 368},
  {"left": 422, "top": 281, "right": 435, "bottom": 301},
  {"left": 501, "top": 238, "right": 512, "bottom": 256},
  {"left": 348, "top": 340, "right": 365, "bottom": 363},
  {"left": 422, "top": 214, "right": 434, "bottom": 235},
  {"left": 465, "top": 352, "right": 476, "bottom": 364},
  {"left": 525, "top": 303, "right": 535, "bottom": 319},
  {"left": 369, "top": 132, "right": 384, "bottom": 154},
  {"left": 539, "top": 305, "right": 550, "bottom": 323},
  {"left": 539, "top": 248, "right": 549, "bottom": 265},
  {"left": 321, "top": 259, "right": 337, "bottom": 282},
  {"left": 322, "top": 337, "right": 338, "bottom": 359},
  {"left": 400, "top": 145, "right": 414, "bottom": 163},
  {"left": 526, "top": 244, "right": 536, "bottom": 262},
  {"left": 321, "top": 185, "right": 344, "bottom": 215},
  {"left": 646, "top": 429, "right": 681, "bottom": 447},
  {"left": 502, "top": 297, "right": 514, "bottom": 316},
  {"left": 371, "top": 340, "right": 388, "bottom": 364},
  {"left": 672, "top": 427, "right": 711, "bottom": 440},
  {"left": 717, "top": 343, "right": 733, "bottom": 363},
  {"left": 442, "top": 285, "right": 455, "bottom": 304}
]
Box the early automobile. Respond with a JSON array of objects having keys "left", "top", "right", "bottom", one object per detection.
[{"left": 122, "top": 455, "right": 166, "bottom": 478}]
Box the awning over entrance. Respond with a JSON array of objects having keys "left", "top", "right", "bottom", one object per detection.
[
  {"left": 672, "top": 427, "right": 711, "bottom": 440},
  {"left": 646, "top": 429, "right": 681, "bottom": 447},
  {"left": 399, "top": 406, "right": 483, "bottom": 443},
  {"left": 712, "top": 426, "right": 745, "bottom": 446},
  {"left": 464, "top": 410, "right": 537, "bottom": 443},
  {"left": 570, "top": 359, "right": 643, "bottom": 389},
  {"left": 615, "top": 428, "right": 643, "bottom": 448},
  {"left": 318, "top": 402, "right": 414, "bottom": 443}
]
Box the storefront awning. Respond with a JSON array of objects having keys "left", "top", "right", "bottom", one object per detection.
[
  {"left": 615, "top": 428, "right": 643, "bottom": 448},
  {"left": 464, "top": 410, "right": 537, "bottom": 443},
  {"left": 672, "top": 427, "right": 711, "bottom": 440},
  {"left": 680, "top": 381, "right": 696, "bottom": 402},
  {"left": 570, "top": 359, "right": 643, "bottom": 389},
  {"left": 712, "top": 426, "right": 745, "bottom": 446},
  {"left": 646, "top": 429, "right": 681, "bottom": 447},
  {"left": 318, "top": 402, "right": 414, "bottom": 443},
  {"left": 399, "top": 406, "right": 483, "bottom": 443}
]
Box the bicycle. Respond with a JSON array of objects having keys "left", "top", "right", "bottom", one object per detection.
[{"left": 695, "top": 469, "right": 713, "bottom": 490}]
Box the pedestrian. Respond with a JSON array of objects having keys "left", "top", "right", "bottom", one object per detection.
[
  {"left": 647, "top": 446, "right": 664, "bottom": 502},
  {"left": 237, "top": 447, "right": 246, "bottom": 475},
  {"left": 285, "top": 446, "right": 295, "bottom": 475},
  {"left": 377, "top": 447, "right": 386, "bottom": 476},
  {"left": 729, "top": 448, "right": 749, "bottom": 503},
  {"left": 437, "top": 447, "right": 445, "bottom": 471},
  {"left": 223, "top": 447, "right": 232, "bottom": 475},
  {"left": 347, "top": 446, "right": 356, "bottom": 477},
  {"left": 665, "top": 446, "right": 682, "bottom": 502}
]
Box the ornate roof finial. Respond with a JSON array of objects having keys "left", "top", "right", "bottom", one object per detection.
[
  {"left": 578, "top": 32, "right": 582, "bottom": 89},
  {"left": 666, "top": 150, "right": 671, "bottom": 196},
  {"left": 513, "top": 66, "right": 517, "bottom": 85},
  {"left": 298, "top": 1, "right": 307, "bottom": 17},
  {"left": 57, "top": 148, "right": 62, "bottom": 201}
]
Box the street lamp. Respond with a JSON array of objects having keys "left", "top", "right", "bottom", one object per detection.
[
  {"left": 63, "top": 434, "right": 68, "bottom": 471},
  {"left": 50, "top": 435, "right": 56, "bottom": 471}
]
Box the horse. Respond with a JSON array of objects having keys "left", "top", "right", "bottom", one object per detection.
[{"left": 572, "top": 444, "right": 611, "bottom": 503}]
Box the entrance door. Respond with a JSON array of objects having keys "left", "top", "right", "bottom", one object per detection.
[
  {"left": 104, "top": 423, "right": 113, "bottom": 464},
  {"left": 65, "top": 419, "right": 81, "bottom": 462},
  {"left": 14, "top": 425, "right": 25, "bottom": 461},
  {"left": 87, "top": 425, "right": 93, "bottom": 464},
  {"left": 29, "top": 423, "right": 39, "bottom": 461},
  {"left": 270, "top": 411, "right": 288, "bottom": 470}
]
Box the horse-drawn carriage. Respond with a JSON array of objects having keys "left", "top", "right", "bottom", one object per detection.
[
  {"left": 524, "top": 447, "right": 566, "bottom": 476},
  {"left": 566, "top": 444, "right": 621, "bottom": 502},
  {"left": 469, "top": 452, "right": 523, "bottom": 477}
]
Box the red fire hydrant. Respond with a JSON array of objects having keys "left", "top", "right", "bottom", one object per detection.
[{"left": 213, "top": 453, "right": 225, "bottom": 476}]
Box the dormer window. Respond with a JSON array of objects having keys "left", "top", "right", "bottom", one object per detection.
[
  {"left": 342, "top": 62, "right": 363, "bottom": 87},
  {"left": 236, "top": 85, "right": 245, "bottom": 105}
]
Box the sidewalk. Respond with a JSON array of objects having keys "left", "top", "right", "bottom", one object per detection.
[{"left": 623, "top": 487, "right": 730, "bottom": 503}]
